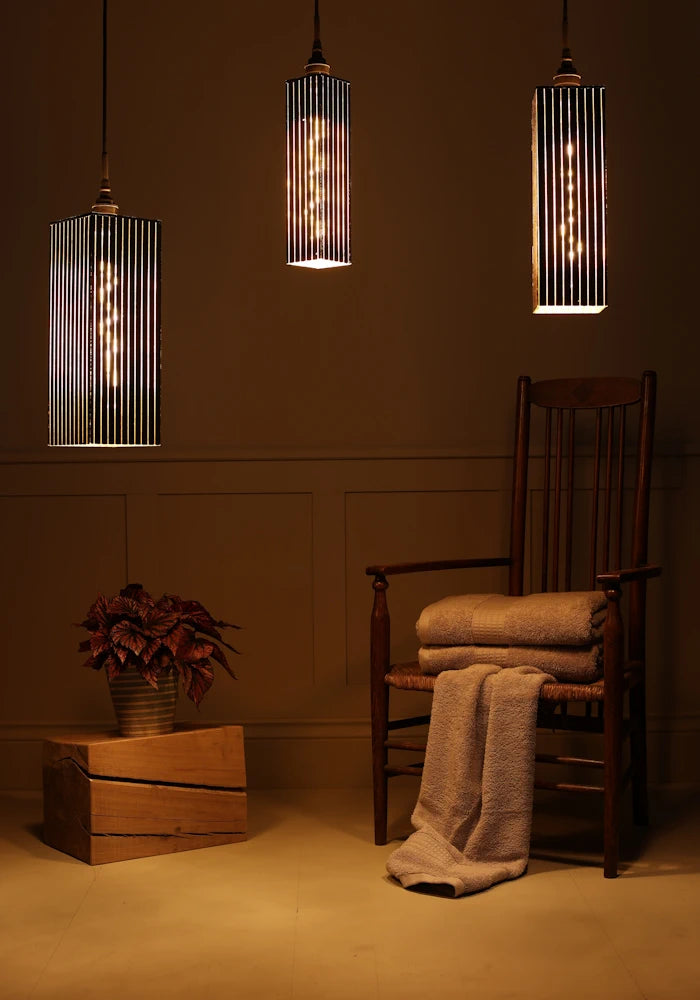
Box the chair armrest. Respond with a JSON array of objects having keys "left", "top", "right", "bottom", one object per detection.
[
  {"left": 596, "top": 564, "right": 662, "bottom": 586},
  {"left": 366, "top": 557, "right": 511, "bottom": 577}
]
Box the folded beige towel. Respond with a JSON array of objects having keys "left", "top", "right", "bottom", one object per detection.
[
  {"left": 419, "top": 642, "right": 602, "bottom": 683},
  {"left": 386, "top": 664, "right": 552, "bottom": 897},
  {"left": 416, "top": 591, "right": 606, "bottom": 647}
]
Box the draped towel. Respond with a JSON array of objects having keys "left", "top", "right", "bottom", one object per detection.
[{"left": 386, "top": 664, "right": 552, "bottom": 897}]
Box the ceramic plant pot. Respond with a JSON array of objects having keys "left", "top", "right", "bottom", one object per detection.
[{"left": 108, "top": 667, "right": 178, "bottom": 737}]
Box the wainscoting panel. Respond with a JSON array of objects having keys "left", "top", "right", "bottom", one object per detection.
[
  {"left": 128, "top": 492, "right": 316, "bottom": 724},
  {"left": 0, "top": 495, "right": 127, "bottom": 725}
]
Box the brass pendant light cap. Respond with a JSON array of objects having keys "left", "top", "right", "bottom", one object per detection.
[
  {"left": 91, "top": 154, "right": 119, "bottom": 213},
  {"left": 92, "top": 195, "right": 119, "bottom": 215},
  {"left": 305, "top": 60, "right": 330, "bottom": 74},
  {"left": 554, "top": 52, "right": 581, "bottom": 87},
  {"left": 554, "top": 71, "right": 582, "bottom": 86}
]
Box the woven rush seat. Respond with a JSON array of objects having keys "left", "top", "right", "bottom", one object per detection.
[{"left": 386, "top": 660, "right": 607, "bottom": 702}]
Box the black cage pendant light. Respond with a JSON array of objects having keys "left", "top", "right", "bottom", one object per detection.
[
  {"left": 286, "top": 1, "right": 351, "bottom": 268},
  {"left": 532, "top": 0, "right": 607, "bottom": 314},
  {"left": 49, "top": 0, "right": 161, "bottom": 446}
]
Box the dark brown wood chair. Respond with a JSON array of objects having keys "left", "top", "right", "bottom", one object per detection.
[{"left": 367, "top": 372, "right": 660, "bottom": 878}]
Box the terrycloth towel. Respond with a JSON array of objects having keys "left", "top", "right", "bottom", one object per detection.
[
  {"left": 419, "top": 642, "right": 602, "bottom": 683},
  {"left": 386, "top": 664, "right": 552, "bottom": 897},
  {"left": 416, "top": 591, "right": 607, "bottom": 647}
]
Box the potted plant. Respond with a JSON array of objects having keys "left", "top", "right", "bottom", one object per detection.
[{"left": 77, "top": 583, "right": 240, "bottom": 737}]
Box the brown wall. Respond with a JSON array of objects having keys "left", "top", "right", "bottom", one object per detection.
[{"left": 1, "top": 1, "right": 698, "bottom": 787}]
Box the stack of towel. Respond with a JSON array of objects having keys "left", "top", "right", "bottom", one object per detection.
[{"left": 417, "top": 591, "right": 607, "bottom": 683}]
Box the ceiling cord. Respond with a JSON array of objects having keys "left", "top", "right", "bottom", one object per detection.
[
  {"left": 306, "top": 0, "right": 329, "bottom": 70},
  {"left": 554, "top": 0, "right": 581, "bottom": 86},
  {"left": 93, "top": 0, "right": 118, "bottom": 212}
]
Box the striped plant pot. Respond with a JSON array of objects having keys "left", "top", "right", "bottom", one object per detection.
[{"left": 108, "top": 667, "right": 178, "bottom": 737}]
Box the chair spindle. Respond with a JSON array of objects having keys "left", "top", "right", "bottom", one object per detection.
[
  {"left": 616, "top": 407, "right": 626, "bottom": 570},
  {"left": 603, "top": 407, "right": 615, "bottom": 572},
  {"left": 552, "top": 408, "right": 564, "bottom": 591},
  {"left": 589, "top": 407, "right": 603, "bottom": 587},
  {"left": 565, "top": 409, "right": 575, "bottom": 591},
  {"left": 541, "top": 408, "right": 552, "bottom": 592}
]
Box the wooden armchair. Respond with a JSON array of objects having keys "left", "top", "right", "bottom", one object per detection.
[{"left": 367, "top": 372, "right": 660, "bottom": 878}]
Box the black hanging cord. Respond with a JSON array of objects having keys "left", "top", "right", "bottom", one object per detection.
[
  {"left": 554, "top": 0, "right": 580, "bottom": 83},
  {"left": 101, "top": 0, "right": 108, "bottom": 162},
  {"left": 93, "top": 0, "right": 117, "bottom": 210},
  {"left": 307, "top": 0, "right": 328, "bottom": 67}
]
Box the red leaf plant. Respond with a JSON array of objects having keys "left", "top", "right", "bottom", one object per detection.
[{"left": 77, "top": 583, "right": 240, "bottom": 707}]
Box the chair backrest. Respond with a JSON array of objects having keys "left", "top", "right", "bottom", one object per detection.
[{"left": 508, "top": 372, "right": 656, "bottom": 660}]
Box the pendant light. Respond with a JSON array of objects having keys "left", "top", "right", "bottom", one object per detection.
[
  {"left": 532, "top": 0, "right": 607, "bottom": 314},
  {"left": 286, "top": 1, "right": 351, "bottom": 268},
  {"left": 48, "top": 0, "right": 161, "bottom": 446}
]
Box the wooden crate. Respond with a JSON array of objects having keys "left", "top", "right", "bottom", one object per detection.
[{"left": 42, "top": 724, "right": 246, "bottom": 864}]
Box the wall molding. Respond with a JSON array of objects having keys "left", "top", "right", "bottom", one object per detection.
[{"left": 2, "top": 718, "right": 698, "bottom": 791}]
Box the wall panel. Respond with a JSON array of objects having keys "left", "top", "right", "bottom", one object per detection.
[
  {"left": 0, "top": 495, "right": 126, "bottom": 725},
  {"left": 134, "top": 492, "right": 315, "bottom": 723}
]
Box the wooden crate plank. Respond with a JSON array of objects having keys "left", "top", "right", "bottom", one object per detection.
[
  {"left": 90, "top": 779, "right": 247, "bottom": 835},
  {"left": 42, "top": 724, "right": 246, "bottom": 788},
  {"left": 89, "top": 832, "right": 247, "bottom": 865},
  {"left": 42, "top": 757, "right": 92, "bottom": 864}
]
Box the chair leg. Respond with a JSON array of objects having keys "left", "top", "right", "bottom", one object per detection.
[
  {"left": 603, "top": 766, "right": 620, "bottom": 878},
  {"left": 629, "top": 682, "right": 649, "bottom": 826},
  {"left": 371, "top": 679, "right": 389, "bottom": 845},
  {"left": 603, "top": 584, "right": 623, "bottom": 878},
  {"left": 370, "top": 574, "right": 391, "bottom": 846}
]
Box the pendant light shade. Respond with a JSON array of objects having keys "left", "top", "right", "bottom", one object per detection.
[
  {"left": 48, "top": 0, "right": 161, "bottom": 445},
  {"left": 532, "top": 2, "right": 607, "bottom": 314},
  {"left": 286, "top": 2, "right": 351, "bottom": 268},
  {"left": 49, "top": 213, "right": 161, "bottom": 446}
]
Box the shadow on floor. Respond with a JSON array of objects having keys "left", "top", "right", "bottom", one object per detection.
[{"left": 529, "top": 786, "right": 700, "bottom": 876}]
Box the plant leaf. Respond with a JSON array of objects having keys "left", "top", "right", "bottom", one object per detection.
[
  {"left": 210, "top": 643, "right": 237, "bottom": 679},
  {"left": 104, "top": 654, "right": 123, "bottom": 680},
  {"left": 89, "top": 634, "right": 111, "bottom": 655},
  {"left": 138, "top": 663, "right": 161, "bottom": 689},
  {"left": 119, "top": 583, "right": 155, "bottom": 606},
  {"left": 165, "top": 595, "right": 240, "bottom": 636},
  {"left": 110, "top": 620, "right": 147, "bottom": 657},
  {"left": 178, "top": 636, "right": 215, "bottom": 662},
  {"left": 142, "top": 607, "right": 180, "bottom": 638},
  {"left": 108, "top": 595, "right": 144, "bottom": 620},
  {"left": 139, "top": 636, "right": 165, "bottom": 666},
  {"left": 163, "top": 623, "right": 191, "bottom": 657},
  {"left": 179, "top": 661, "right": 213, "bottom": 707},
  {"left": 80, "top": 593, "right": 110, "bottom": 630}
]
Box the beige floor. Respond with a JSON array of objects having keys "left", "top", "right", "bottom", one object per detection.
[{"left": 2, "top": 782, "right": 699, "bottom": 1000}]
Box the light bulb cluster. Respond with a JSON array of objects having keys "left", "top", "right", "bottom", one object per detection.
[{"left": 99, "top": 260, "right": 119, "bottom": 390}]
